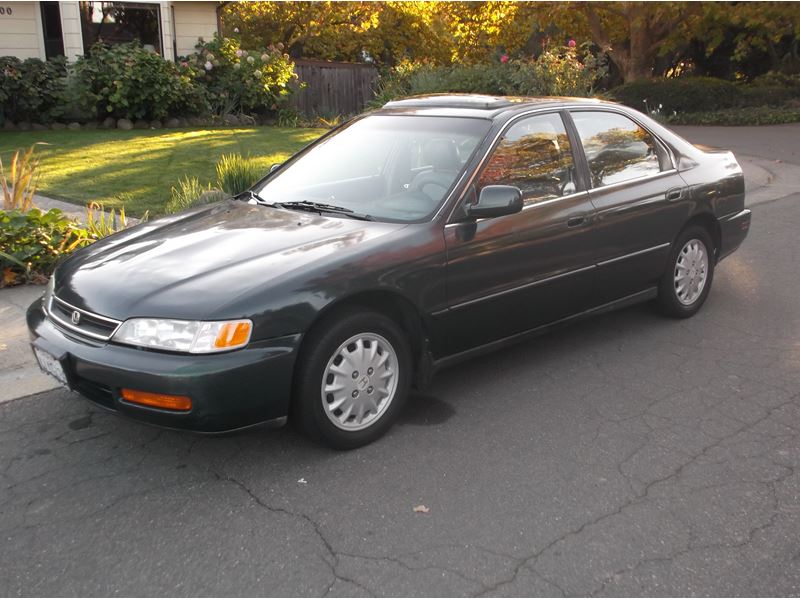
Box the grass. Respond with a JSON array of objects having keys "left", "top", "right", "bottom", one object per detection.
[{"left": 0, "top": 126, "right": 325, "bottom": 216}]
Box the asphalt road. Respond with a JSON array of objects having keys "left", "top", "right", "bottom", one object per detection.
[{"left": 2, "top": 155, "right": 800, "bottom": 597}]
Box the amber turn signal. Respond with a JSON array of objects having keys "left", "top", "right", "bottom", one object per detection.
[
  {"left": 121, "top": 388, "right": 192, "bottom": 411},
  {"left": 214, "top": 320, "right": 252, "bottom": 349}
]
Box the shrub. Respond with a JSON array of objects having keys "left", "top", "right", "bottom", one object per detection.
[
  {"left": 180, "top": 34, "right": 297, "bottom": 116},
  {"left": 1, "top": 145, "right": 40, "bottom": 211},
  {"left": 372, "top": 48, "right": 606, "bottom": 107},
  {"left": 84, "top": 202, "right": 141, "bottom": 239},
  {"left": 215, "top": 154, "right": 263, "bottom": 195},
  {"left": 665, "top": 106, "right": 800, "bottom": 126},
  {"left": 167, "top": 176, "right": 220, "bottom": 213},
  {"left": 609, "top": 77, "right": 742, "bottom": 115},
  {"left": 0, "top": 208, "right": 91, "bottom": 286},
  {"left": 0, "top": 56, "right": 66, "bottom": 124},
  {"left": 72, "top": 42, "right": 207, "bottom": 120}
]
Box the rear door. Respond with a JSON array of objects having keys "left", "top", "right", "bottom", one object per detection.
[
  {"left": 441, "top": 111, "right": 597, "bottom": 356},
  {"left": 568, "top": 109, "right": 690, "bottom": 304}
]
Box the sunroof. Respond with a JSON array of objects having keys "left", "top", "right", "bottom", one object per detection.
[{"left": 382, "top": 94, "right": 517, "bottom": 110}]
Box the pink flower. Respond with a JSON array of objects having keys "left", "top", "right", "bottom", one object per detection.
[
  {"left": 204, "top": 61, "right": 213, "bottom": 71},
  {"left": 568, "top": 39, "right": 576, "bottom": 48},
  {"left": 236, "top": 49, "right": 244, "bottom": 57},
  {"left": 500, "top": 54, "right": 509, "bottom": 64}
]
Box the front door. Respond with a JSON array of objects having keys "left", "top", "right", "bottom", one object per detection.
[{"left": 442, "top": 112, "right": 597, "bottom": 356}]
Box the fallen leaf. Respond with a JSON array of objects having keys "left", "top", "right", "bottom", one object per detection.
[{"left": 413, "top": 504, "right": 430, "bottom": 513}]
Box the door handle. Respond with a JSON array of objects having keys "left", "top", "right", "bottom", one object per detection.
[
  {"left": 566, "top": 215, "right": 587, "bottom": 228},
  {"left": 666, "top": 188, "right": 684, "bottom": 202}
]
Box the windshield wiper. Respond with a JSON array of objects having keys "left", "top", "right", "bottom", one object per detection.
[
  {"left": 279, "top": 200, "right": 374, "bottom": 221},
  {"left": 236, "top": 189, "right": 270, "bottom": 204}
]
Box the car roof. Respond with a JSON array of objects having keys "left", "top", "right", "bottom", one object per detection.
[{"left": 376, "top": 93, "right": 614, "bottom": 120}]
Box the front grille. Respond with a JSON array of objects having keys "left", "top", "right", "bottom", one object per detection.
[
  {"left": 71, "top": 374, "right": 116, "bottom": 410},
  {"left": 46, "top": 294, "right": 121, "bottom": 341}
]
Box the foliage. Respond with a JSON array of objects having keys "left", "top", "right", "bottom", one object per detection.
[
  {"left": 665, "top": 106, "right": 800, "bottom": 126},
  {"left": 0, "top": 208, "right": 90, "bottom": 286},
  {"left": 0, "top": 56, "right": 66, "bottom": 124},
  {"left": 373, "top": 47, "right": 606, "bottom": 106},
  {"left": 180, "top": 35, "right": 296, "bottom": 115},
  {"left": 610, "top": 77, "right": 742, "bottom": 114},
  {"left": 72, "top": 42, "right": 207, "bottom": 120},
  {"left": 167, "top": 176, "right": 213, "bottom": 213},
  {"left": 1, "top": 145, "right": 41, "bottom": 211},
  {"left": 215, "top": 154, "right": 264, "bottom": 195},
  {"left": 84, "top": 202, "right": 142, "bottom": 239},
  {"left": 222, "top": 1, "right": 799, "bottom": 82}
]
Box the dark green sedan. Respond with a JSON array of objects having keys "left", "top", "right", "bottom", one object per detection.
[{"left": 28, "top": 95, "right": 751, "bottom": 448}]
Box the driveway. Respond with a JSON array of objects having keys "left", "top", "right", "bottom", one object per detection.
[{"left": 1, "top": 127, "right": 799, "bottom": 596}]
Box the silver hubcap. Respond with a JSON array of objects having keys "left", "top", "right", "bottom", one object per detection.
[
  {"left": 674, "top": 238, "right": 708, "bottom": 306},
  {"left": 321, "top": 333, "right": 398, "bottom": 431}
]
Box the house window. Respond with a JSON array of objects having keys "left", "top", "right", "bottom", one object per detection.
[{"left": 79, "top": 2, "right": 162, "bottom": 55}]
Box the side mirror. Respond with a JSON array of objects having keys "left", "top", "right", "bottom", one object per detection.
[
  {"left": 466, "top": 185, "right": 523, "bottom": 219},
  {"left": 269, "top": 163, "right": 282, "bottom": 174}
]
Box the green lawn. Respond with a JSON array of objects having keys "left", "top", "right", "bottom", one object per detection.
[{"left": 0, "top": 126, "right": 325, "bottom": 216}]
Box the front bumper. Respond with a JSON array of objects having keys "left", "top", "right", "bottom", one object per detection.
[
  {"left": 27, "top": 300, "right": 301, "bottom": 433},
  {"left": 718, "top": 208, "right": 751, "bottom": 262}
]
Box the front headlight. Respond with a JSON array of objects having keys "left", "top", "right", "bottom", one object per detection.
[{"left": 113, "top": 318, "right": 252, "bottom": 353}]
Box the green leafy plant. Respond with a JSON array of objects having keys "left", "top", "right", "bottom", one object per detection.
[
  {"left": 72, "top": 41, "right": 207, "bottom": 120},
  {"left": 180, "top": 34, "right": 297, "bottom": 116},
  {"left": 166, "top": 176, "right": 226, "bottom": 213},
  {"left": 372, "top": 47, "right": 606, "bottom": 107},
  {"left": 0, "top": 208, "right": 91, "bottom": 286},
  {"left": 0, "top": 56, "right": 67, "bottom": 124},
  {"left": 84, "top": 202, "right": 143, "bottom": 239},
  {"left": 1, "top": 145, "right": 41, "bottom": 212},
  {"left": 215, "top": 154, "right": 263, "bottom": 195},
  {"left": 609, "top": 77, "right": 742, "bottom": 115}
]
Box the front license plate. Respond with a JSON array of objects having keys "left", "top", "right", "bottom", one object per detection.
[{"left": 33, "top": 347, "right": 68, "bottom": 387}]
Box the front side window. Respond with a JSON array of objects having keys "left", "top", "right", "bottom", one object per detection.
[
  {"left": 80, "top": 2, "right": 162, "bottom": 55},
  {"left": 571, "top": 111, "right": 665, "bottom": 187},
  {"left": 478, "top": 113, "right": 577, "bottom": 205},
  {"left": 255, "top": 115, "right": 491, "bottom": 223}
]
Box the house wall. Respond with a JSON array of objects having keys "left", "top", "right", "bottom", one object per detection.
[
  {"left": 0, "top": 1, "right": 46, "bottom": 60},
  {"left": 171, "top": 1, "right": 218, "bottom": 58}
]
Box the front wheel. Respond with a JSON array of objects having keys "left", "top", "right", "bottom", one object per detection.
[
  {"left": 293, "top": 308, "right": 411, "bottom": 449},
  {"left": 657, "top": 226, "right": 715, "bottom": 318}
]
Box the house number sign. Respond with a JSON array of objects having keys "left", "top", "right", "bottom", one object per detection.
[{"left": 0, "top": 7, "right": 13, "bottom": 15}]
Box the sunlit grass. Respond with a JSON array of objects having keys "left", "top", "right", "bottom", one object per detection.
[{"left": 0, "top": 126, "right": 324, "bottom": 216}]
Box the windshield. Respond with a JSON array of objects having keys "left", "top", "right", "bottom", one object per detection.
[{"left": 254, "top": 115, "right": 492, "bottom": 223}]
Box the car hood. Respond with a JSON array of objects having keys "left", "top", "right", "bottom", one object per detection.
[{"left": 55, "top": 200, "right": 405, "bottom": 320}]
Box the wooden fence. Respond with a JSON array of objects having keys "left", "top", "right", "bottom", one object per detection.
[{"left": 289, "top": 59, "right": 379, "bottom": 118}]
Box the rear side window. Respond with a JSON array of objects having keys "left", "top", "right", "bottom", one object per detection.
[
  {"left": 478, "top": 113, "right": 577, "bottom": 205},
  {"left": 571, "top": 111, "right": 666, "bottom": 187}
]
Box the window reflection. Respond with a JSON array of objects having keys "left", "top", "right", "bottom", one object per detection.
[
  {"left": 79, "top": 2, "right": 162, "bottom": 55},
  {"left": 478, "top": 113, "right": 576, "bottom": 205},
  {"left": 571, "top": 111, "right": 662, "bottom": 187}
]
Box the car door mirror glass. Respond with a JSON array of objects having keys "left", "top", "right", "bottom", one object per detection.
[{"left": 467, "top": 185, "right": 523, "bottom": 219}]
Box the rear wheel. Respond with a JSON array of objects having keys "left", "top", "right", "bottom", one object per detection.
[
  {"left": 293, "top": 308, "right": 411, "bottom": 449},
  {"left": 657, "top": 225, "right": 715, "bottom": 318}
]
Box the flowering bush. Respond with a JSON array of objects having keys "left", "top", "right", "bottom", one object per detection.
[
  {"left": 180, "top": 34, "right": 296, "bottom": 115},
  {"left": 73, "top": 42, "right": 207, "bottom": 120}
]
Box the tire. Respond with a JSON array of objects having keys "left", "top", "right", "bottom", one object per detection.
[
  {"left": 292, "top": 307, "right": 412, "bottom": 449},
  {"left": 657, "top": 225, "right": 715, "bottom": 318}
]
